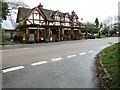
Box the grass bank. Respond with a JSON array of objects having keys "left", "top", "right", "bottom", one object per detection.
[
  {"left": 96, "top": 42, "right": 120, "bottom": 88},
  {"left": 0, "top": 41, "right": 20, "bottom": 45}
]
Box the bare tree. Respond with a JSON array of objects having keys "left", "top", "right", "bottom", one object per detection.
[
  {"left": 6, "top": 0, "right": 28, "bottom": 28},
  {"left": 8, "top": 13, "right": 17, "bottom": 28},
  {"left": 7, "top": 0, "right": 28, "bottom": 9}
]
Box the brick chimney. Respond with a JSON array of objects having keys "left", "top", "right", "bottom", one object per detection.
[
  {"left": 71, "top": 10, "right": 75, "bottom": 15},
  {"left": 38, "top": 3, "right": 43, "bottom": 8}
]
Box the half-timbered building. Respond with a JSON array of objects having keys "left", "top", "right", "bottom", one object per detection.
[{"left": 16, "top": 3, "right": 81, "bottom": 43}]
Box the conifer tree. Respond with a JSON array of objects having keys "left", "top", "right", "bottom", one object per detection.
[{"left": 95, "top": 18, "right": 99, "bottom": 28}]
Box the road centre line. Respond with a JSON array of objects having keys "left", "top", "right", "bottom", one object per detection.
[
  {"left": 51, "top": 57, "right": 63, "bottom": 62},
  {"left": 79, "top": 53, "right": 86, "bottom": 55},
  {"left": 67, "top": 55, "right": 77, "bottom": 58},
  {"left": 31, "top": 61, "right": 48, "bottom": 66},
  {"left": 88, "top": 51, "right": 95, "bottom": 53},
  {"left": 2, "top": 50, "right": 96, "bottom": 73},
  {"left": 2, "top": 66, "right": 24, "bottom": 73}
]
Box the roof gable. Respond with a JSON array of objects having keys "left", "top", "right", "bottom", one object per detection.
[
  {"left": 17, "top": 7, "right": 48, "bottom": 23},
  {"left": 25, "top": 7, "right": 47, "bottom": 21}
]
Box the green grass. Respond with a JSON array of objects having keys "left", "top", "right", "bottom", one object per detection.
[
  {"left": 100, "top": 35, "right": 108, "bottom": 38},
  {"left": 0, "top": 41, "right": 19, "bottom": 45},
  {"left": 100, "top": 42, "right": 120, "bottom": 88}
]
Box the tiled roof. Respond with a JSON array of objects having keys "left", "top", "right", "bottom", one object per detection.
[
  {"left": 40, "top": 8, "right": 68, "bottom": 22},
  {"left": 16, "top": 6, "right": 80, "bottom": 24},
  {"left": 16, "top": 7, "right": 31, "bottom": 23},
  {"left": 40, "top": 8, "right": 55, "bottom": 21}
]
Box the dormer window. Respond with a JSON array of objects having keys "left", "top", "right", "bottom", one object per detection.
[
  {"left": 55, "top": 11, "right": 61, "bottom": 21},
  {"left": 50, "top": 11, "right": 53, "bottom": 17},
  {"left": 55, "top": 16, "right": 60, "bottom": 21},
  {"left": 65, "top": 14, "right": 70, "bottom": 22},
  {"left": 73, "top": 16, "right": 77, "bottom": 23}
]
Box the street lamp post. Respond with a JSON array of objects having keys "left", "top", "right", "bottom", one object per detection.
[{"left": 107, "top": 20, "right": 110, "bottom": 36}]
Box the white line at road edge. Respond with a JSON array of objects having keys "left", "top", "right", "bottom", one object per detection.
[
  {"left": 2, "top": 66, "right": 24, "bottom": 73},
  {"left": 31, "top": 61, "right": 48, "bottom": 66},
  {"left": 15, "top": 48, "right": 30, "bottom": 50},
  {"left": 51, "top": 57, "right": 63, "bottom": 62},
  {"left": 2, "top": 48, "right": 30, "bottom": 51},
  {"left": 79, "top": 53, "right": 86, "bottom": 55},
  {"left": 88, "top": 51, "right": 95, "bottom": 53},
  {"left": 67, "top": 55, "right": 77, "bottom": 58}
]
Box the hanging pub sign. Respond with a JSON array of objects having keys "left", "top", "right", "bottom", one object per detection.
[{"left": 29, "top": 34, "right": 35, "bottom": 42}]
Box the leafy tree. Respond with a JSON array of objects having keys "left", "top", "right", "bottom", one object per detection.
[
  {"left": 0, "top": 0, "right": 9, "bottom": 29},
  {"left": 0, "top": 0, "right": 9, "bottom": 20},
  {"left": 95, "top": 18, "right": 99, "bottom": 28},
  {"left": 102, "top": 27, "right": 109, "bottom": 35},
  {"left": 84, "top": 22, "right": 95, "bottom": 28},
  {"left": 0, "top": 1, "right": 9, "bottom": 42}
]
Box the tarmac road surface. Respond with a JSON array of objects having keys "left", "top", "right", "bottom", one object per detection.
[{"left": 1, "top": 37, "right": 118, "bottom": 88}]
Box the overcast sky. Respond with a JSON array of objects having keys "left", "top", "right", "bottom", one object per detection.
[
  {"left": 2, "top": 0, "right": 119, "bottom": 29},
  {"left": 19, "top": 0, "right": 119, "bottom": 23}
]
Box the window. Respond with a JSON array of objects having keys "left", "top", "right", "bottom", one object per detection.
[
  {"left": 73, "top": 18, "right": 76, "bottom": 23},
  {"left": 55, "top": 16, "right": 60, "bottom": 21},
  {"left": 65, "top": 15, "right": 69, "bottom": 22},
  {"left": 35, "top": 13, "right": 38, "bottom": 16},
  {"left": 55, "top": 11, "right": 60, "bottom": 21}
]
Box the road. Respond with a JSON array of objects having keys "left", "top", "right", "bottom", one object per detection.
[{"left": 1, "top": 37, "right": 118, "bottom": 88}]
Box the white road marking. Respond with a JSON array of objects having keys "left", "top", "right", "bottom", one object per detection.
[
  {"left": 15, "top": 49, "right": 21, "bottom": 50},
  {"left": 15, "top": 48, "right": 30, "bottom": 50},
  {"left": 51, "top": 57, "right": 63, "bottom": 62},
  {"left": 67, "top": 55, "right": 77, "bottom": 58},
  {"left": 88, "top": 51, "right": 95, "bottom": 53},
  {"left": 2, "top": 49, "right": 16, "bottom": 51},
  {"left": 79, "top": 53, "right": 86, "bottom": 55},
  {"left": 2, "top": 66, "right": 24, "bottom": 73},
  {"left": 101, "top": 45, "right": 110, "bottom": 49},
  {"left": 31, "top": 61, "right": 48, "bottom": 66},
  {"left": 2, "top": 48, "right": 30, "bottom": 51}
]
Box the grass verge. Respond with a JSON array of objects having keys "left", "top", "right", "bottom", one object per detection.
[
  {"left": 96, "top": 42, "right": 120, "bottom": 88},
  {"left": 0, "top": 41, "right": 21, "bottom": 45}
]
